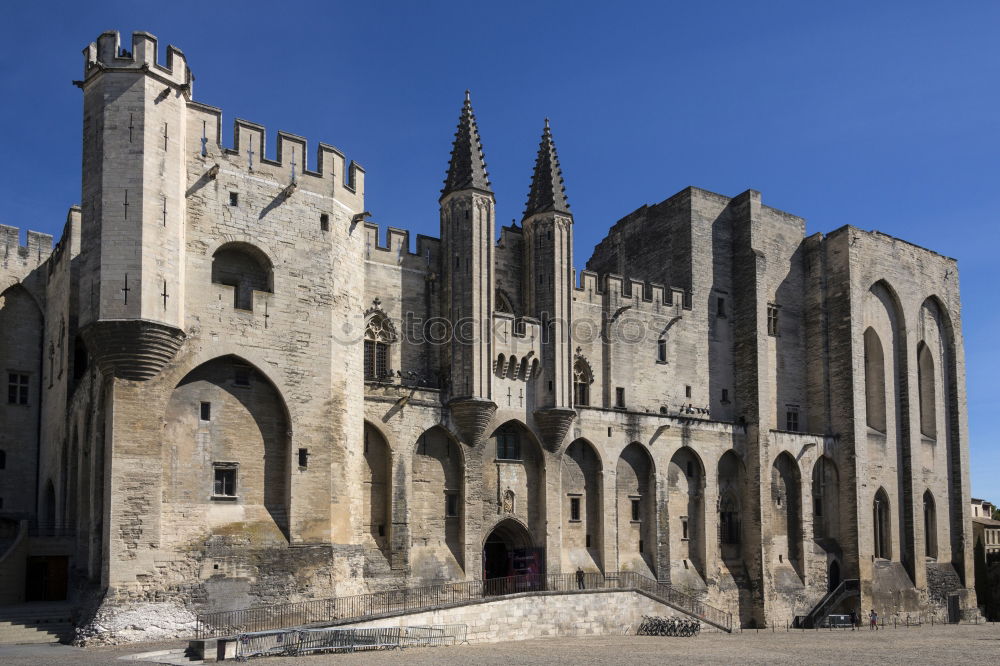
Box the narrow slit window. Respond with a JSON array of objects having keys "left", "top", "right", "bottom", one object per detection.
[
  {"left": 229, "top": 192, "right": 239, "bottom": 207},
  {"left": 200, "top": 401, "right": 211, "bottom": 421},
  {"left": 657, "top": 338, "right": 667, "bottom": 362},
  {"left": 631, "top": 498, "right": 640, "bottom": 522},
  {"left": 767, "top": 304, "right": 780, "bottom": 336},
  {"left": 298, "top": 448, "right": 309, "bottom": 468},
  {"left": 320, "top": 214, "right": 330, "bottom": 231},
  {"left": 446, "top": 493, "right": 458, "bottom": 517}
]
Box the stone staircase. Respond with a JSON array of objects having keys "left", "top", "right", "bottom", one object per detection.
[
  {"left": 0, "top": 602, "right": 76, "bottom": 644},
  {"left": 799, "top": 579, "right": 860, "bottom": 628}
]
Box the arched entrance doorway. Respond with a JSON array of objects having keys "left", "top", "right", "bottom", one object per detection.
[
  {"left": 483, "top": 519, "right": 541, "bottom": 591},
  {"left": 828, "top": 560, "right": 841, "bottom": 592}
]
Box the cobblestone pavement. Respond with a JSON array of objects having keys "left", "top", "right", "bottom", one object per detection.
[{"left": 1, "top": 624, "right": 998, "bottom": 665}]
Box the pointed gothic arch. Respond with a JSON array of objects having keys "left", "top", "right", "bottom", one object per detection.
[
  {"left": 164, "top": 354, "right": 291, "bottom": 541},
  {"left": 411, "top": 426, "right": 464, "bottom": 578},
  {"left": 211, "top": 242, "right": 273, "bottom": 310},
  {"left": 923, "top": 490, "right": 938, "bottom": 560},
  {"left": 917, "top": 341, "right": 936, "bottom": 439},
  {"left": 717, "top": 451, "right": 745, "bottom": 554},
  {"left": 873, "top": 487, "right": 892, "bottom": 560},
  {"left": 616, "top": 442, "right": 656, "bottom": 577},
  {"left": 864, "top": 327, "right": 887, "bottom": 433},
  {"left": 561, "top": 438, "right": 603, "bottom": 571},
  {"left": 811, "top": 455, "right": 840, "bottom": 541},
  {"left": 772, "top": 452, "right": 803, "bottom": 576},
  {"left": 363, "top": 421, "right": 392, "bottom": 557},
  {"left": 668, "top": 446, "right": 706, "bottom": 577},
  {"left": 486, "top": 421, "right": 546, "bottom": 549}
]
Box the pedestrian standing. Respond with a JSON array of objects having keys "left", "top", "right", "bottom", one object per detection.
[
  {"left": 576, "top": 567, "right": 585, "bottom": 590},
  {"left": 849, "top": 609, "right": 858, "bottom": 630},
  {"left": 869, "top": 609, "right": 878, "bottom": 631}
]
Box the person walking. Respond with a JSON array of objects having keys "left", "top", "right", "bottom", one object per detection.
[
  {"left": 576, "top": 567, "right": 585, "bottom": 590},
  {"left": 849, "top": 609, "right": 858, "bottom": 630},
  {"left": 869, "top": 608, "right": 878, "bottom": 631}
]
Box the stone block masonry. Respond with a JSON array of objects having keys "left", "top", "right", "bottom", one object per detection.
[
  {"left": 343, "top": 590, "right": 719, "bottom": 643},
  {"left": 0, "top": 28, "right": 978, "bottom": 643}
]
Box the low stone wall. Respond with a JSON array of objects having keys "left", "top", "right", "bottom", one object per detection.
[{"left": 341, "top": 589, "right": 716, "bottom": 642}]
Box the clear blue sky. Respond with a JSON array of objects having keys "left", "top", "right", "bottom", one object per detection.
[{"left": 2, "top": 2, "right": 997, "bottom": 500}]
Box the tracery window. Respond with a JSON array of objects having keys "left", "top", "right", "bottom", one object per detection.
[
  {"left": 364, "top": 313, "right": 394, "bottom": 381},
  {"left": 573, "top": 356, "right": 593, "bottom": 407}
]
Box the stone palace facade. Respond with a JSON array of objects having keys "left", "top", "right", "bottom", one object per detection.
[{"left": 0, "top": 31, "right": 978, "bottom": 633}]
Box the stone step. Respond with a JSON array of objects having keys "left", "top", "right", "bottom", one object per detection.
[{"left": 0, "top": 624, "right": 74, "bottom": 644}]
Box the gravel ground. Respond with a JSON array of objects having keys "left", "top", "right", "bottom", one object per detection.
[{"left": 1, "top": 623, "right": 998, "bottom": 665}]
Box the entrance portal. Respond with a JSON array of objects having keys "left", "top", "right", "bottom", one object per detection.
[
  {"left": 829, "top": 560, "right": 841, "bottom": 592},
  {"left": 482, "top": 519, "right": 543, "bottom": 591}
]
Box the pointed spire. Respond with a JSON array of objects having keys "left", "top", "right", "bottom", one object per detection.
[
  {"left": 523, "top": 118, "right": 570, "bottom": 219},
  {"left": 441, "top": 90, "right": 492, "bottom": 198}
]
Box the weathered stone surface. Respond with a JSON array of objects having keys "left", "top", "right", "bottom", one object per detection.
[{"left": 0, "top": 29, "right": 978, "bottom": 644}]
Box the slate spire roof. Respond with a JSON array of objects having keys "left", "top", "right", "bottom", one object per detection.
[
  {"left": 441, "top": 90, "right": 492, "bottom": 198},
  {"left": 523, "top": 118, "right": 571, "bottom": 219}
]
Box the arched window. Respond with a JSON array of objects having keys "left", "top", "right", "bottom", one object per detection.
[
  {"left": 811, "top": 456, "right": 840, "bottom": 540},
  {"left": 873, "top": 488, "right": 891, "bottom": 559},
  {"left": 918, "top": 342, "right": 936, "bottom": 439},
  {"left": 720, "top": 492, "right": 740, "bottom": 545},
  {"left": 573, "top": 356, "right": 593, "bottom": 407},
  {"left": 864, "top": 328, "right": 886, "bottom": 432},
  {"left": 923, "top": 490, "right": 938, "bottom": 560},
  {"left": 364, "top": 313, "right": 396, "bottom": 381},
  {"left": 211, "top": 243, "right": 273, "bottom": 311}
]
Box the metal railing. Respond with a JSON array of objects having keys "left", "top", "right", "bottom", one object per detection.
[
  {"left": 195, "top": 571, "right": 733, "bottom": 639},
  {"left": 802, "top": 579, "right": 860, "bottom": 628}
]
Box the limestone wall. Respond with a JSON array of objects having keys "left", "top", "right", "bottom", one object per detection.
[{"left": 343, "top": 589, "right": 715, "bottom": 642}]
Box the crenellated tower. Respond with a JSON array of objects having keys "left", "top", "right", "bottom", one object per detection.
[
  {"left": 522, "top": 119, "right": 576, "bottom": 452},
  {"left": 75, "top": 31, "right": 190, "bottom": 380},
  {"left": 440, "top": 92, "right": 497, "bottom": 444}
]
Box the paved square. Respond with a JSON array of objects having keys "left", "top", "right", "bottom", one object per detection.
[{"left": 2, "top": 624, "right": 997, "bottom": 666}]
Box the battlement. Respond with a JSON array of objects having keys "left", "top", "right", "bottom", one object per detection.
[
  {"left": 0, "top": 224, "right": 53, "bottom": 269},
  {"left": 363, "top": 221, "right": 440, "bottom": 272},
  {"left": 83, "top": 31, "right": 191, "bottom": 90},
  {"left": 189, "top": 104, "right": 365, "bottom": 202},
  {"left": 574, "top": 270, "right": 691, "bottom": 310}
]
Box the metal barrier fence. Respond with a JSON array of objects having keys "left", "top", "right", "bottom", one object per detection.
[
  {"left": 234, "top": 625, "right": 465, "bottom": 660},
  {"left": 197, "top": 571, "right": 733, "bottom": 639}
]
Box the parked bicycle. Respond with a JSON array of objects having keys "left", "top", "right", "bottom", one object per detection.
[{"left": 636, "top": 614, "right": 701, "bottom": 637}]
